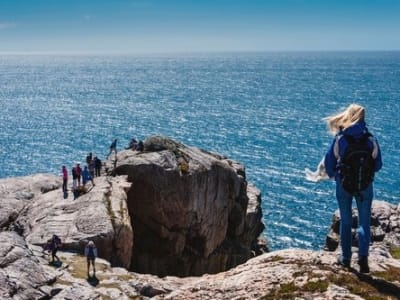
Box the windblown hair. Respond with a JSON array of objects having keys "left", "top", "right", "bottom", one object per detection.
[{"left": 324, "top": 103, "right": 366, "bottom": 135}]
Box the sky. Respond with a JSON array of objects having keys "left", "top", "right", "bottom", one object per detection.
[{"left": 0, "top": 0, "right": 400, "bottom": 53}]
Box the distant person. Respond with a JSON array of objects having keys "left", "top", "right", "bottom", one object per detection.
[
  {"left": 94, "top": 156, "right": 102, "bottom": 177},
  {"left": 89, "top": 159, "right": 96, "bottom": 179},
  {"left": 136, "top": 140, "right": 144, "bottom": 152},
  {"left": 85, "top": 240, "right": 98, "bottom": 277},
  {"left": 126, "top": 137, "right": 138, "bottom": 150},
  {"left": 82, "top": 165, "right": 94, "bottom": 187},
  {"left": 107, "top": 138, "right": 118, "bottom": 159},
  {"left": 324, "top": 104, "right": 382, "bottom": 273},
  {"left": 76, "top": 163, "right": 82, "bottom": 186},
  {"left": 61, "top": 166, "right": 68, "bottom": 193},
  {"left": 72, "top": 165, "right": 78, "bottom": 187},
  {"left": 86, "top": 152, "right": 93, "bottom": 166},
  {"left": 43, "top": 234, "right": 62, "bottom": 264},
  {"left": 72, "top": 179, "right": 79, "bottom": 200}
]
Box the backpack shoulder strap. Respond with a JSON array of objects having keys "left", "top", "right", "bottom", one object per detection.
[{"left": 333, "top": 134, "right": 344, "bottom": 160}]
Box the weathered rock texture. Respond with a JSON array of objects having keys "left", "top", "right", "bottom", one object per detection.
[
  {"left": 0, "top": 231, "right": 57, "bottom": 300},
  {"left": 1, "top": 234, "right": 399, "bottom": 300},
  {"left": 13, "top": 175, "right": 134, "bottom": 269},
  {"left": 106, "top": 136, "right": 266, "bottom": 276},
  {"left": 1, "top": 136, "right": 399, "bottom": 299}
]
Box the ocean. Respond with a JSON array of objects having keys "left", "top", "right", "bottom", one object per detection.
[{"left": 1, "top": 52, "right": 399, "bottom": 251}]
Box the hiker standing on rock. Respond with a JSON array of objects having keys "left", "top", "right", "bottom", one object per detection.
[
  {"left": 94, "top": 156, "right": 102, "bottom": 177},
  {"left": 61, "top": 166, "right": 68, "bottom": 193},
  {"left": 324, "top": 104, "right": 382, "bottom": 273},
  {"left": 76, "top": 163, "right": 82, "bottom": 186},
  {"left": 107, "top": 138, "right": 118, "bottom": 159},
  {"left": 85, "top": 240, "right": 98, "bottom": 277}
]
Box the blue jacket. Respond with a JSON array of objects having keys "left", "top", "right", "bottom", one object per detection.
[{"left": 324, "top": 121, "right": 382, "bottom": 181}]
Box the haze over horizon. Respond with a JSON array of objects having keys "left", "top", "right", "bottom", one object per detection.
[{"left": 1, "top": 0, "right": 400, "bottom": 54}]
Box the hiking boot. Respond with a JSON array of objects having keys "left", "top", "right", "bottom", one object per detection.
[
  {"left": 337, "top": 257, "right": 351, "bottom": 268},
  {"left": 358, "top": 256, "right": 370, "bottom": 273}
]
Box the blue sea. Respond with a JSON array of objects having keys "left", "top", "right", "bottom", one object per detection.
[{"left": 1, "top": 52, "right": 399, "bottom": 251}]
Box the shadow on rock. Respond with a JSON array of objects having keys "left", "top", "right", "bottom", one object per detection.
[{"left": 87, "top": 275, "right": 99, "bottom": 287}]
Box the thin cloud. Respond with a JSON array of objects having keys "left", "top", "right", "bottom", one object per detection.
[{"left": 0, "top": 22, "right": 16, "bottom": 30}]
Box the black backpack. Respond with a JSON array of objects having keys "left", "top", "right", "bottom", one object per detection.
[{"left": 339, "top": 133, "right": 375, "bottom": 194}]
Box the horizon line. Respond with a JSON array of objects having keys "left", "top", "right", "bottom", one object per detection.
[{"left": 1, "top": 49, "right": 400, "bottom": 56}]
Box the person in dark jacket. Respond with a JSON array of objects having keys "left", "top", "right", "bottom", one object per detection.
[
  {"left": 94, "top": 156, "right": 102, "bottom": 177},
  {"left": 324, "top": 104, "right": 382, "bottom": 273},
  {"left": 44, "top": 234, "right": 62, "bottom": 264},
  {"left": 107, "top": 138, "right": 118, "bottom": 159}
]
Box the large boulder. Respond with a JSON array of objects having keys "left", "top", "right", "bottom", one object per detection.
[
  {"left": 0, "top": 174, "right": 61, "bottom": 230},
  {"left": 0, "top": 231, "right": 57, "bottom": 300},
  {"left": 15, "top": 176, "right": 134, "bottom": 269},
  {"left": 106, "top": 136, "right": 266, "bottom": 276}
]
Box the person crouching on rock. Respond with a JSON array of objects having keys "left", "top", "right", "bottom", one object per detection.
[{"left": 85, "top": 240, "right": 98, "bottom": 277}]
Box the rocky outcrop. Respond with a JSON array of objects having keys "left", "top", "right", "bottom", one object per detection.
[
  {"left": 0, "top": 174, "right": 61, "bottom": 230},
  {"left": 1, "top": 136, "right": 265, "bottom": 277},
  {"left": 0, "top": 231, "right": 57, "bottom": 300},
  {"left": 1, "top": 233, "right": 399, "bottom": 300},
  {"left": 106, "top": 136, "right": 266, "bottom": 276},
  {"left": 14, "top": 176, "right": 134, "bottom": 269},
  {"left": 1, "top": 136, "right": 398, "bottom": 299}
]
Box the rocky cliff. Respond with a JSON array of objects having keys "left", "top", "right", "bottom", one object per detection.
[
  {"left": 0, "top": 137, "right": 399, "bottom": 299},
  {"left": 1, "top": 137, "right": 265, "bottom": 276},
  {"left": 105, "top": 136, "right": 266, "bottom": 276}
]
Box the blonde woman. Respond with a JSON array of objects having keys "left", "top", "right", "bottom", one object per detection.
[{"left": 324, "top": 104, "right": 382, "bottom": 273}]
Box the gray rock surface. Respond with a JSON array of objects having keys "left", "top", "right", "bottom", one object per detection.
[
  {"left": 0, "top": 174, "right": 61, "bottom": 230},
  {"left": 107, "top": 136, "right": 266, "bottom": 276},
  {"left": 0, "top": 137, "right": 399, "bottom": 299},
  {"left": 15, "top": 176, "right": 134, "bottom": 269},
  {"left": 0, "top": 231, "right": 57, "bottom": 300}
]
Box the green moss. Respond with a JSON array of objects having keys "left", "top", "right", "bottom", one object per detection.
[
  {"left": 302, "top": 280, "right": 329, "bottom": 293},
  {"left": 261, "top": 282, "right": 297, "bottom": 299},
  {"left": 372, "top": 265, "right": 400, "bottom": 282},
  {"left": 389, "top": 247, "right": 400, "bottom": 259},
  {"left": 329, "top": 273, "right": 394, "bottom": 300}
]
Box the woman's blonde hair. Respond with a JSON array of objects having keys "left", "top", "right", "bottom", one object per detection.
[{"left": 324, "top": 103, "right": 365, "bottom": 135}]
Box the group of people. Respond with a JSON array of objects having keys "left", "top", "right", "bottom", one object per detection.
[
  {"left": 43, "top": 235, "right": 98, "bottom": 278},
  {"left": 61, "top": 153, "right": 102, "bottom": 199},
  {"left": 107, "top": 137, "right": 144, "bottom": 159},
  {"left": 126, "top": 137, "right": 144, "bottom": 151}
]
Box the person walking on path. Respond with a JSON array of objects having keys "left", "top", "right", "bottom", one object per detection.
[
  {"left": 324, "top": 104, "right": 382, "bottom": 273},
  {"left": 61, "top": 166, "right": 68, "bottom": 193},
  {"left": 85, "top": 240, "right": 98, "bottom": 277},
  {"left": 107, "top": 138, "right": 118, "bottom": 159}
]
